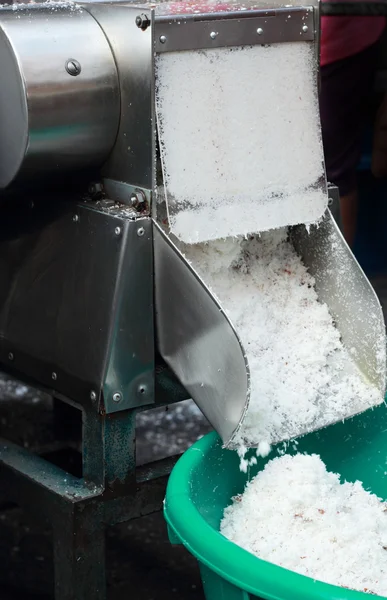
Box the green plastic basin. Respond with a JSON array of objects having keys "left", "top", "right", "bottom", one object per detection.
[{"left": 164, "top": 402, "right": 387, "bottom": 600}]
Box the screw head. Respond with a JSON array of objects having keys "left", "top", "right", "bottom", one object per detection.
[
  {"left": 8, "top": 352, "right": 14, "bottom": 361},
  {"left": 90, "top": 390, "right": 97, "bottom": 401},
  {"left": 65, "top": 59, "right": 81, "bottom": 76},
  {"left": 302, "top": 24, "right": 308, "bottom": 33},
  {"left": 115, "top": 226, "right": 121, "bottom": 236},
  {"left": 135, "top": 13, "right": 150, "bottom": 30},
  {"left": 73, "top": 214, "right": 79, "bottom": 222},
  {"left": 159, "top": 35, "right": 167, "bottom": 44},
  {"left": 257, "top": 27, "right": 264, "bottom": 35},
  {"left": 210, "top": 31, "right": 217, "bottom": 39},
  {"left": 137, "top": 227, "right": 145, "bottom": 237},
  {"left": 52, "top": 372, "right": 57, "bottom": 381},
  {"left": 112, "top": 392, "right": 122, "bottom": 403}
]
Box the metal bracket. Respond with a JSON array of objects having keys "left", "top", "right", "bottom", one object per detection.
[
  {"left": 102, "top": 216, "right": 155, "bottom": 414},
  {"left": 103, "top": 178, "right": 151, "bottom": 213},
  {"left": 155, "top": 7, "right": 314, "bottom": 52}
]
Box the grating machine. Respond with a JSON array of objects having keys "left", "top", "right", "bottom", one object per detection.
[{"left": 0, "top": 0, "right": 385, "bottom": 597}]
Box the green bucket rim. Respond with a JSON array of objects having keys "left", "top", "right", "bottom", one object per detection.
[{"left": 164, "top": 431, "right": 381, "bottom": 600}]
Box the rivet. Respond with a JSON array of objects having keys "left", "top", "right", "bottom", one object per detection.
[
  {"left": 302, "top": 24, "right": 308, "bottom": 33},
  {"left": 159, "top": 35, "right": 167, "bottom": 44},
  {"left": 137, "top": 227, "right": 145, "bottom": 237},
  {"left": 73, "top": 214, "right": 79, "bottom": 222},
  {"left": 52, "top": 372, "right": 57, "bottom": 381},
  {"left": 115, "top": 226, "right": 121, "bottom": 236},
  {"left": 138, "top": 383, "right": 148, "bottom": 395},
  {"left": 328, "top": 198, "right": 333, "bottom": 206},
  {"left": 112, "top": 392, "right": 122, "bottom": 403},
  {"left": 90, "top": 390, "right": 97, "bottom": 401},
  {"left": 65, "top": 59, "right": 81, "bottom": 77},
  {"left": 210, "top": 31, "right": 217, "bottom": 39},
  {"left": 8, "top": 352, "right": 14, "bottom": 361},
  {"left": 257, "top": 27, "right": 264, "bottom": 35}
]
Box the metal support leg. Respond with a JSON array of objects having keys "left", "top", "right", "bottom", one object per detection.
[
  {"left": 0, "top": 363, "right": 188, "bottom": 600},
  {"left": 82, "top": 406, "right": 136, "bottom": 490},
  {"left": 53, "top": 502, "right": 105, "bottom": 600}
]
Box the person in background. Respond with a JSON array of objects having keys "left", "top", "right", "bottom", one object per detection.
[{"left": 320, "top": 9, "right": 385, "bottom": 246}]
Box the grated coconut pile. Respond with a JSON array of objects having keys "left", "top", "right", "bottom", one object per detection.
[
  {"left": 221, "top": 453, "right": 387, "bottom": 595},
  {"left": 180, "top": 229, "right": 382, "bottom": 459},
  {"left": 156, "top": 42, "right": 327, "bottom": 243}
]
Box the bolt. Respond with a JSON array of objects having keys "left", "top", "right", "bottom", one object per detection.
[
  {"left": 115, "top": 226, "right": 121, "bottom": 236},
  {"left": 135, "top": 13, "right": 150, "bottom": 30},
  {"left": 159, "top": 35, "right": 167, "bottom": 44},
  {"left": 112, "top": 392, "right": 122, "bottom": 403},
  {"left": 65, "top": 59, "right": 81, "bottom": 77},
  {"left": 210, "top": 31, "right": 217, "bottom": 39},
  {"left": 130, "top": 190, "right": 146, "bottom": 208},
  {"left": 302, "top": 24, "right": 308, "bottom": 33},
  {"left": 73, "top": 214, "right": 79, "bottom": 222},
  {"left": 90, "top": 390, "right": 97, "bottom": 401},
  {"left": 52, "top": 372, "right": 57, "bottom": 381},
  {"left": 257, "top": 27, "right": 264, "bottom": 35},
  {"left": 137, "top": 227, "right": 145, "bottom": 237},
  {"left": 8, "top": 352, "right": 14, "bottom": 361}
]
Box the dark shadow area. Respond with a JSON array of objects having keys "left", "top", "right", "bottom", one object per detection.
[
  {"left": 0, "top": 371, "right": 209, "bottom": 599},
  {"left": 0, "top": 504, "right": 204, "bottom": 600}
]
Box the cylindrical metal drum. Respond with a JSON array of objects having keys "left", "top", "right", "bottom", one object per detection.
[{"left": 0, "top": 4, "right": 120, "bottom": 189}]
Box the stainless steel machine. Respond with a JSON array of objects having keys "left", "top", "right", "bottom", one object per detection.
[
  {"left": 0, "top": 0, "right": 325, "bottom": 442},
  {"left": 0, "top": 0, "right": 385, "bottom": 598}
]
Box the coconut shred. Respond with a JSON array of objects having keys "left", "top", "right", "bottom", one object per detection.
[
  {"left": 179, "top": 229, "right": 382, "bottom": 460},
  {"left": 221, "top": 453, "right": 387, "bottom": 596}
]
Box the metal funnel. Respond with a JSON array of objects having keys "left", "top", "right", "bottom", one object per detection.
[{"left": 154, "top": 210, "right": 386, "bottom": 448}]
